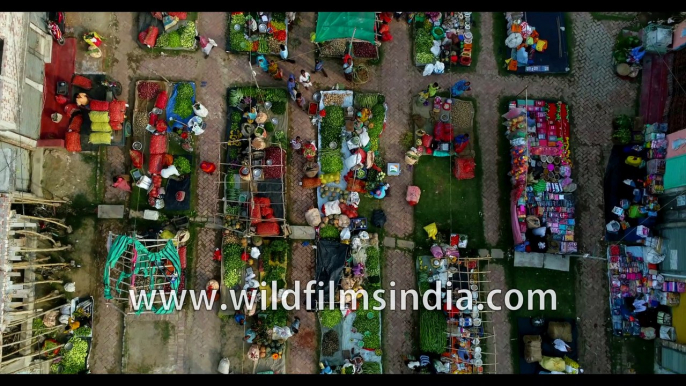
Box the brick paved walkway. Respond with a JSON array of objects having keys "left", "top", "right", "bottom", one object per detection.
[
  {"left": 286, "top": 242, "right": 318, "bottom": 374},
  {"left": 184, "top": 228, "right": 222, "bottom": 373},
  {"left": 486, "top": 263, "right": 512, "bottom": 374},
  {"left": 381, "top": 249, "right": 417, "bottom": 374}
]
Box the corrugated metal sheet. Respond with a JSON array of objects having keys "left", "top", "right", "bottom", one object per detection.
[
  {"left": 665, "top": 154, "right": 686, "bottom": 191},
  {"left": 661, "top": 347, "right": 686, "bottom": 374},
  {"left": 660, "top": 226, "right": 686, "bottom": 275}
]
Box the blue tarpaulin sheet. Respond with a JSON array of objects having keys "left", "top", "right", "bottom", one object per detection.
[{"left": 166, "top": 82, "right": 196, "bottom": 130}]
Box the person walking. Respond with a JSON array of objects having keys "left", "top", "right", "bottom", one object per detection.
[
  {"left": 286, "top": 74, "right": 298, "bottom": 100},
  {"left": 313, "top": 59, "right": 328, "bottom": 77},
  {"left": 295, "top": 92, "right": 307, "bottom": 111},
  {"left": 195, "top": 35, "right": 217, "bottom": 58},
  {"left": 200, "top": 161, "right": 217, "bottom": 175},
  {"left": 280, "top": 44, "right": 296, "bottom": 63},
  {"left": 291, "top": 136, "right": 303, "bottom": 153},
  {"left": 256, "top": 55, "right": 269, "bottom": 72},
  {"left": 343, "top": 56, "right": 354, "bottom": 81},
  {"left": 112, "top": 175, "right": 131, "bottom": 192},
  {"left": 299, "top": 70, "right": 312, "bottom": 90}
]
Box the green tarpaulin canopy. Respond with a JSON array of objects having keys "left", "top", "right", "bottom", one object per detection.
[{"left": 315, "top": 12, "right": 376, "bottom": 43}]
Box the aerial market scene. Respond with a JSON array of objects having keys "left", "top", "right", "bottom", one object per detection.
[{"left": 1, "top": 10, "right": 686, "bottom": 375}]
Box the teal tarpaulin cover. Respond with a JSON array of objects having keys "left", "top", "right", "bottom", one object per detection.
[{"left": 315, "top": 12, "right": 377, "bottom": 43}]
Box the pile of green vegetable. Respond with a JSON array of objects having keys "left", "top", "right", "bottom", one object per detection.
[
  {"left": 73, "top": 326, "right": 92, "bottom": 337},
  {"left": 355, "top": 94, "right": 380, "bottom": 110},
  {"left": 270, "top": 101, "right": 287, "bottom": 115},
  {"left": 229, "top": 14, "right": 248, "bottom": 51},
  {"left": 61, "top": 337, "right": 89, "bottom": 374},
  {"left": 415, "top": 28, "right": 436, "bottom": 65},
  {"left": 365, "top": 247, "right": 381, "bottom": 277},
  {"left": 352, "top": 298, "right": 382, "bottom": 349},
  {"left": 264, "top": 265, "right": 286, "bottom": 285},
  {"left": 237, "top": 87, "right": 288, "bottom": 103},
  {"left": 155, "top": 21, "right": 196, "bottom": 49},
  {"left": 319, "top": 150, "right": 343, "bottom": 174},
  {"left": 368, "top": 103, "right": 386, "bottom": 137},
  {"left": 319, "top": 224, "right": 340, "bottom": 240},
  {"left": 264, "top": 306, "right": 288, "bottom": 328},
  {"left": 321, "top": 106, "right": 345, "bottom": 146},
  {"left": 361, "top": 361, "right": 382, "bottom": 374},
  {"left": 267, "top": 240, "right": 288, "bottom": 263},
  {"left": 173, "top": 83, "right": 195, "bottom": 119},
  {"left": 173, "top": 156, "right": 192, "bottom": 174},
  {"left": 419, "top": 309, "right": 446, "bottom": 354},
  {"left": 320, "top": 308, "right": 343, "bottom": 328},
  {"left": 222, "top": 243, "right": 245, "bottom": 288}
]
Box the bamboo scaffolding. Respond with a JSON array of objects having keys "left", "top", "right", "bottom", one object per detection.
[
  {"left": 9, "top": 193, "right": 68, "bottom": 204},
  {"left": 1, "top": 327, "right": 63, "bottom": 349},
  {"left": 15, "top": 246, "right": 71, "bottom": 253},
  {"left": 33, "top": 294, "right": 65, "bottom": 304},
  {"left": 1, "top": 343, "right": 65, "bottom": 364},
  {"left": 11, "top": 263, "right": 70, "bottom": 270},
  {"left": 14, "top": 216, "right": 68, "bottom": 229},
  {"left": 1, "top": 356, "right": 61, "bottom": 374},
  {"left": 6, "top": 304, "right": 67, "bottom": 328}
]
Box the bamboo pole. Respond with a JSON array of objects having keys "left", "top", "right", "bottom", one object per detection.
[
  {"left": 10, "top": 193, "right": 68, "bottom": 204},
  {"left": 34, "top": 294, "right": 65, "bottom": 304},
  {"left": 13, "top": 231, "right": 57, "bottom": 245},
  {"left": 16, "top": 246, "right": 71, "bottom": 253},
  {"left": 0, "top": 325, "right": 62, "bottom": 342},
  {"left": 25, "top": 280, "right": 63, "bottom": 285},
  {"left": 1, "top": 343, "right": 66, "bottom": 362},
  {"left": 15, "top": 216, "right": 70, "bottom": 231},
  {"left": 6, "top": 304, "right": 66, "bottom": 327},
  {"left": 11, "top": 263, "right": 69, "bottom": 270}
]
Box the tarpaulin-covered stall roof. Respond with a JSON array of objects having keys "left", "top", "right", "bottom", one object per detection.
[
  {"left": 315, "top": 12, "right": 377, "bottom": 43},
  {"left": 315, "top": 240, "right": 349, "bottom": 305},
  {"left": 665, "top": 154, "right": 686, "bottom": 192}
]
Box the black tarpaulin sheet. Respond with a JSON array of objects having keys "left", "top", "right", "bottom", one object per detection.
[
  {"left": 604, "top": 145, "right": 649, "bottom": 242},
  {"left": 509, "top": 12, "right": 570, "bottom": 74},
  {"left": 137, "top": 13, "right": 165, "bottom": 49},
  {"left": 315, "top": 240, "right": 349, "bottom": 303},
  {"left": 256, "top": 179, "right": 285, "bottom": 220},
  {"left": 164, "top": 175, "right": 191, "bottom": 211},
  {"left": 517, "top": 317, "right": 578, "bottom": 374}
]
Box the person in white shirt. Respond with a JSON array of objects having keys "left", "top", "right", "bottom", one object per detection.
[
  {"left": 553, "top": 338, "right": 571, "bottom": 352},
  {"left": 299, "top": 70, "right": 312, "bottom": 90}
]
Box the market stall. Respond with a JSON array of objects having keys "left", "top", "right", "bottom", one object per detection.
[
  {"left": 130, "top": 80, "right": 200, "bottom": 214},
  {"left": 416, "top": 252, "right": 495, "bottom": 374},
  {"left": 604, "top": 120, "right": 665, "bottom": 242},
  {"left": 49, "top": 296, "right": 94, "bottom": 374},
  {"left": 516, "top": 317, "right": 581, "bottom": 374},
  {"left": 103, "top": 233, "right": 186, "bottom": 314},
  {"left": 316, "top": 235, "right": 384, "bottom": 374},
  {"left": 227, "top": 12, "right": 288, "bottom": 55},
  {"left": 413, "top": 12, "right": 478, "bottom": 74},
  {"left": 64, "top": 74, "right": 128, "bottom": 152},
  {"left": 222, "top": 87, "right": 289, "bottom": 238},
  {"left": 503, "top": 99, "right": 577, "bottom": 254},
  {"left": 501, "top": 12, "right": 570, "bottom": 74},
  {"left": 137, "top": 12, "right": 197, "bottom": 50},
  {"left": 315, "top": 12, "right": 380, "bottom": 59}
]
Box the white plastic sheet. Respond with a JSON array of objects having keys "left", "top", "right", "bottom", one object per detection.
[{"left": 423, "top": 64, "right": 435, "bottom": 76}]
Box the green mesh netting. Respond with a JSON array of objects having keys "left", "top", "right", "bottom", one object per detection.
[{"left": 103, "top": 235, "right": 181, "bottom": 314}]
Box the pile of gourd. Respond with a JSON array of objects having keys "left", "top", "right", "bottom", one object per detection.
[{"left": 320, "top": 184, "right": 350, "bottom": 202}]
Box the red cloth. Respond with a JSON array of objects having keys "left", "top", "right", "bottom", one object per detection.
[
  {"left": 143, "top": 26, "right": 159, "bottom": 47},
  {"left": 168, "top": 12, "right": 187, "bottom": 20},
  {"left": 71, "top": 75, "right": 92, "bottom": 89},
  {"left": 155, "top": 91, "right": 168, "bottom": 110},
  {"left": 454, "top": 157, "right": 476, "bottom": 180},
  {"left": 198, "top": 36, "right": 209, "bottom": 48},
  {"left": 200, "top": 161, "right": 216, "bottom": 174},
  {"left": 64, "top": 103, "right": 80, "bottom": 117},
  {"left": 179, "top": 246, "right": 187, "bottom": 269},
  {"left": 55, "top": 95, "right": 68, "bottom": 104},
  {"left": 213, "top": 249, "right": 222, "bottom": 261},
  {"left": 455, "top": 142, "right": 468, "bottom": 154}
]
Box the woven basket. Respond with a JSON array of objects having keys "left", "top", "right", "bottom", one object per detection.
[{"left": 304, "top": 162, "right": 319, "bottom": 178}]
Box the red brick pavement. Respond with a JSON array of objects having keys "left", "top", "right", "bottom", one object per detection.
[
  {"left": 486, "top": 263, "right": 512, "bottom": 374},
  {"left": 286, "top": 242, "right": 318, "bottom": 374},
  {"left": 381, "top": 249, "right": 417, "bottom": 374},
  {"left": 184, "top": 227, "right": 223, "bottom": 373}
]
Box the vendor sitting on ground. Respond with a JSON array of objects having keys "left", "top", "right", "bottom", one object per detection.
[
  {"left": 112, "top": 175, "right": 131, "bottom": 192},
  {"left": 427, "top": 82, "right": 441, "bottom": 97},
  {"left": 454, "top": 133, "right": 470, "bottom": 154},
  {"left": 244, "top": 329, "right": 256, "bottom": 343},
  {"left": 243, "top": 106, "right": 257, "bottom": 123},
  {"left": 234, "top": 311, "right": 245, "bottom": 326}
]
